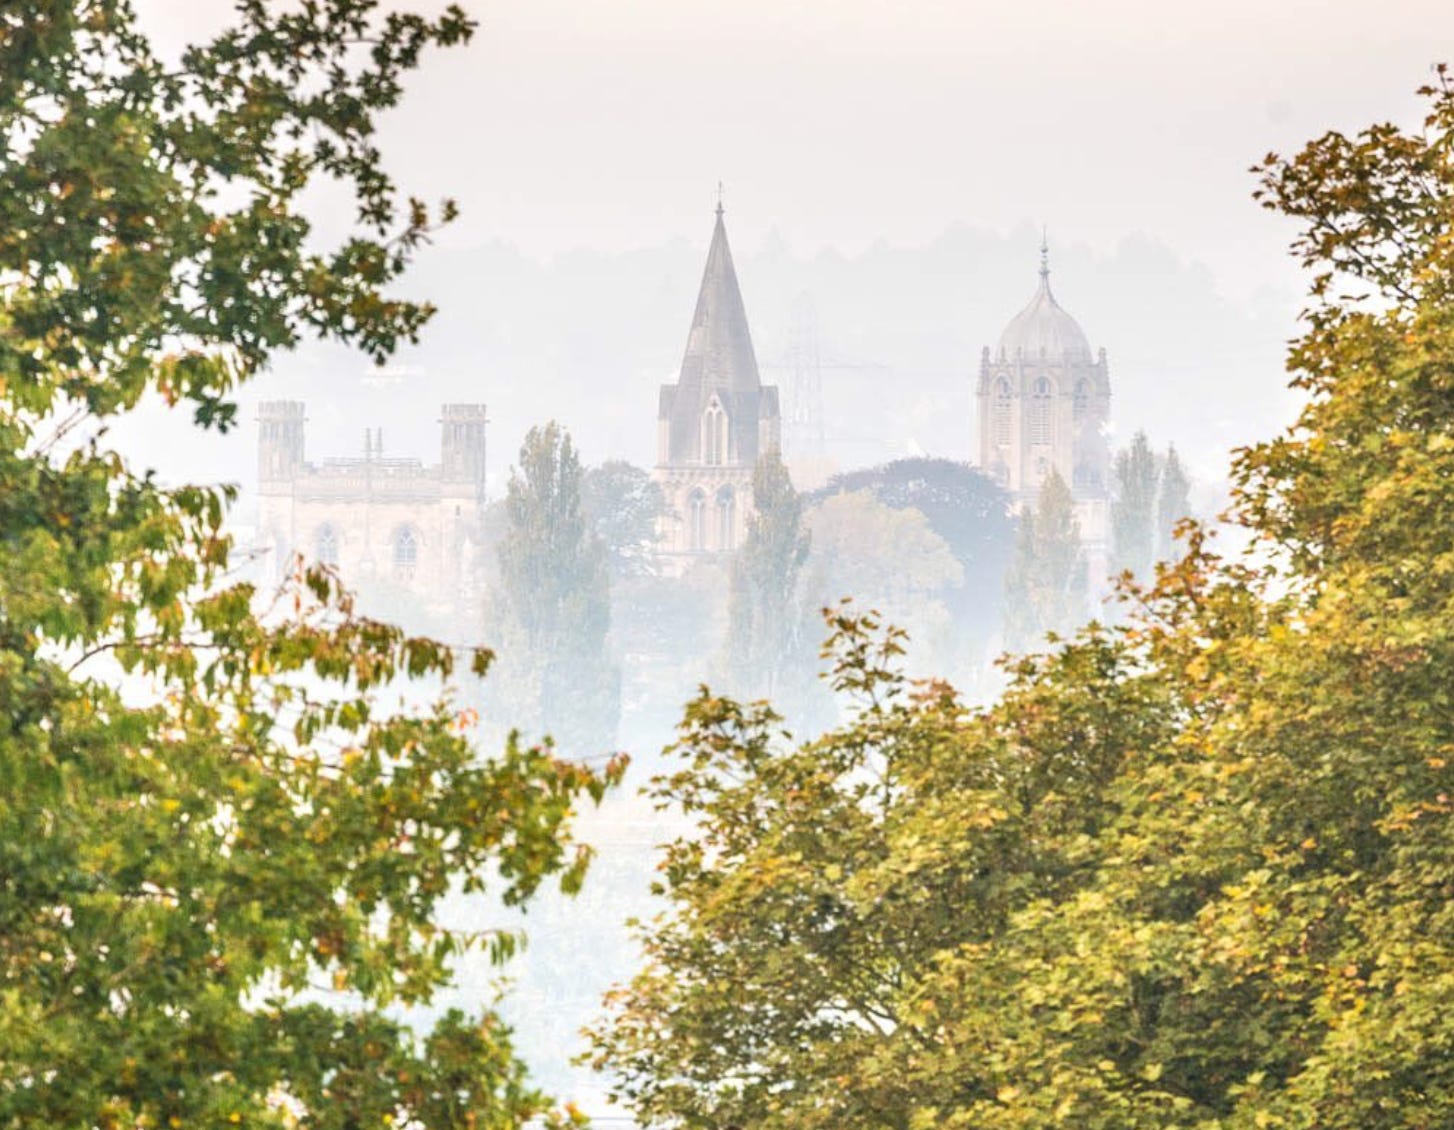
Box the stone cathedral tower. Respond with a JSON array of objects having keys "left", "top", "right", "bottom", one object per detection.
[
  {"left": 653, "top": 202, "right": 781, "bottom": 560},
  {"left": 976, "top": 241, "right": 1111, "bottom": 568}
]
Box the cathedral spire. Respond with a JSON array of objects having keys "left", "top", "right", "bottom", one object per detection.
[{"left": 678, "top": 199, "right": 761, "bottom": 396}]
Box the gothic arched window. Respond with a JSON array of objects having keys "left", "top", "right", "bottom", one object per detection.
[
  {"left": 716, "top": 486, "right": 736, "bottom": 551},
  {"left": 993, "top": 377, "right": 1013, "bottom": 448},
  {"left": 393, "top": 525, "right": 419, "bottom": 570},
  {"left": 702, "top": 398, "right": 729, "bottom": 466},
  {"left": 688, "top": 489, "right": 708, "bottom": 551},
  {"left": 1073, "top": 378, "right": 1091, "bottom": 422},
  {"left": 1030, "top": 377, "right": 1054, "bottom": 446},
  {"left": 316, "top": 524, "right": 339, "bottom": 566}
]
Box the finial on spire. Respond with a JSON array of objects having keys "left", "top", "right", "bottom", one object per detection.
[
  {"left": 716, "top": 180, "right": 724, "bottom": 218},
  {"left": 1039, "top": 226, "right": 1050, "bottom": 280}
]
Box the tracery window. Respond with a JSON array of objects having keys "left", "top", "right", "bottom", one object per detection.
[
  {"left": 1073, "top": 378, "right": 1091, "bottom": 422},
  {"left": 1030, "top": 377, "right": 1054, "bottom": 446},
  {"left": 688, "top": 489, "right": 708, "bottom": 551},
  {"left": 394, "top": 526, "right": 419, "bottom": 570},
  {"left": 716, "top": 486, "right": 736, "bottom": 551},
  {"left": 316, "top": 524, "right": 339, "bottom": 566},
  {"left": 702, "top": 398, "right": 729, "bottom": 466},
  {"left": 993, "top": 377, "right": 1013, "bottom": 447}
]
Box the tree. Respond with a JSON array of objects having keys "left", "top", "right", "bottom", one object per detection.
[
  {"left": 1003, "top": 468, "right": 1088, "bottom": 651},
  {"left": 0, "top": 5, "right": 621, "bottom": 1126},
  {"left": 581, "top": 459, "right": 666, "bottom": 578},
  {"left": 807, "top": 458, "right": 1015, "bottom": 637},
  {"left": 1154, "top": 442, "right": 1192, "bottom": 562},
  {"left": 803, "top": 488, "right": 963, "bottom": 674},
  {"left": 586, "top": 608, "right": 1176, "bottom": 1130},
  {"left": 489, "top": 422, "right": 619, "bottom": 753},
  {"left": 724, "top": 451, "right": 811, "bottom": 703},
  {"left": 596, "top": 68, "right": 1454, "bottom": 1130},
  {"left": 1110, "top": 430, "right": 1160, "bottom": 578}
]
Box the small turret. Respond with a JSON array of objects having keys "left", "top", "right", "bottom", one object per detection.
[
  {"left": 440, "top": 403, "right": 488, "bottom": 494},
  {"left": 258, "top": 401, "right": 305, "bottom": 488}
]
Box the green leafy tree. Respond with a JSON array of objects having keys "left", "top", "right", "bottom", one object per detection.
[
  {"left": 586, "top": 607, "right": 1176, "bottom": 1130},
  {"left": 804, "top": 488, "right": 963, "bottom": 676},
  {"left": 0, "top": 4, "right": 620, "bottom": 1126},
  {"left": 1003, "top": 468, "right": 1088, "bottom": 650},
  {"left": 724, "top": 451, "right": 811, "bottom": 703},
  {"left": 1154, "top": 442, "right": 1192, "bottom": 562},
  {"left": 489, "top": 422, "right": 619, "bottom": 753},
  {"left": 1110, "top": 429, "right": 1160, "bottom": 578},
  {"left": 581, "top": 459, "right": 666, "bottom": 578},
  {"left": 595, "top": 67, "right": 1454, "bottom": 1130},
  {"left": 807, "top": 458, "right": 1015, "bottom": 639}
]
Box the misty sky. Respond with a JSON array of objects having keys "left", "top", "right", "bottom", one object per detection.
[
  {"left": 122, "top": 0, "right": 1453, "bottom": 497},
  {"left": 139, "top": 0, "right": 1447, "bottom": 298}
]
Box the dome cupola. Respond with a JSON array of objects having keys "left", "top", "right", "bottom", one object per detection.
[{"left": 996, "top": 240, "right": 1092, "bottom": 360}]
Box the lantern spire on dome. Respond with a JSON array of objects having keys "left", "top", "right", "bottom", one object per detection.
[{"left": 995, "top": 234, "right": 1092, "bottom": 360}]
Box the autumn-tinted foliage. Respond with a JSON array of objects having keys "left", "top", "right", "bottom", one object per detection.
[
  {"left": 591, "top": 69, "right": 1454, "bottom": 1128},
  {"left": 0, "top": 4, "right": 620, "bottom": 1126}
]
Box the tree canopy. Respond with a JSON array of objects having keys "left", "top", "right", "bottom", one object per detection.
[
  {"left": 590, "top": 68, "right": 1454, "bottom": 1129},
  {"left": 809, "top": 457, "right": 1014, "bottom": 637},
  {"left": 0, "top": 4, "right": 620, "bottom": 1125}
]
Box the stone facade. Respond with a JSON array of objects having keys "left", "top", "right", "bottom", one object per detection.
[
  {"left": 976, "top": 245, "right": 1112, "bottom": 575},
  {"left": 256, "top": 401, "right": 488, "bottom": 617},
  {"left": 653, "top": 205, "right": 781, "bottom": 562}
]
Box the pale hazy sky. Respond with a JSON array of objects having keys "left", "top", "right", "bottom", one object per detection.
[{"left": 138, "top": 0, "right": 1450, "bottom": 302}]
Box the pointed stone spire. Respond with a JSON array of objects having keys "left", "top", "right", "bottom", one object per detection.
[
  {"left": 678, "top": 201, "right": 761, "bottom": 396},
  {"left": 657, "top": 201, "right": 777, "bottom": 468}
]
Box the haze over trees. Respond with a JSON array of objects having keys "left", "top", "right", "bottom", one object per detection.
[
  {"left": 485, "top": 421, "right": 619, "bottom": 753},
  {"left": 589, "top": 68, "right": 1454, "bottom": 1130},
  {"left": 1002, "top": 467, "right": 1088, "bottom": 651},
  {"left": 1111, "top": 430, "right": 1195, "bottom": 582},
  {"left": 0, "top": 4, "right": 625, "bottom": 1127}
]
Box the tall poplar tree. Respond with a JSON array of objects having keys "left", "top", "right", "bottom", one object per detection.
[
  {"left": 1155, "top": 443, "right": 1192, "bottom": 562},
  {"left": 724, "top": 451, "right": 811, "bottom": 703},
  {"left": 1003, "top": 468, "right": 1088, "bottom": 651},
  {"left": 490, "top": 422, "right": 619, "bottom": 752},
  {"left": 1110, "top": 429, "right": 1160, "bottom": 578}
]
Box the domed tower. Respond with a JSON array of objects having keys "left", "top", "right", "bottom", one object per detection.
[{"left": 977, "top": 239, "right": 1111, "bottom": 561}]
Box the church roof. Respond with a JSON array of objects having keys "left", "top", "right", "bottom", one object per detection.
[
  {"left": 997, "top": 244, "right": 1093, "bottom": 361},
  {"left": 676, "top": 203, "right": 762, "bottom": 394}
]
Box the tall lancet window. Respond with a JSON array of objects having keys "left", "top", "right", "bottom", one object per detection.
[
  {"left": 688, "top": 489, "right": 708, "bottom": 551},
  {"left": 702, "top": 397, "right": 728, "bottom": 466},
  {"left": 1030, "top": 377, "right": 1054, "bottom": 446},
  {"left": 716, "top": 486, "right": 736, "bottom": 551},
  {"left": 394, "top": 526, "right": 419, "bottom": 570},
  {"left": 993, "top": 377, "right": 1013, "bottom": 447},
  {"left": 316, "top": 524, "right": 339, "bottom": 566},
  {"left": 1073, "top": 378, "right": 1091, "bottom": 423}
]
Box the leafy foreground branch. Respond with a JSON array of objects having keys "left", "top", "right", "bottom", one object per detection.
[
  {"left": 589, "top": 69, "right": 1454, "bottom": 1129},
  {"left": 1, "top": 4, "right": 622, "bottom": 1126}
]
